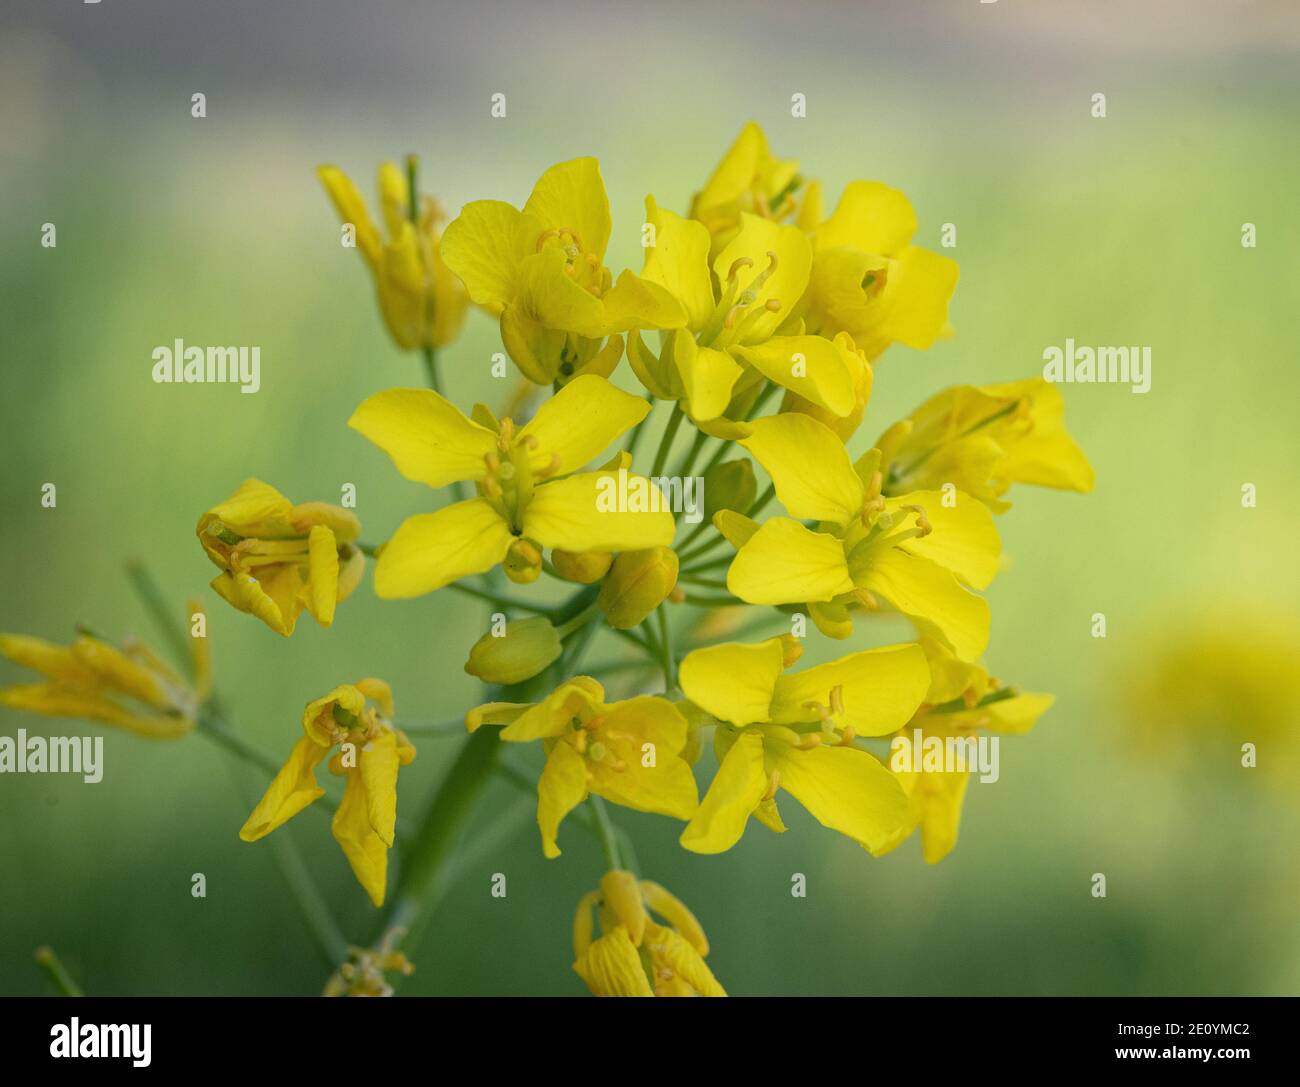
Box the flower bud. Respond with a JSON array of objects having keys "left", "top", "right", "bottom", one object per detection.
[
  {"left": 551, "top": 548, "right": 614, "bottom": 584},
  {"left": 503, "top": 537, "right": 544, "bottom": 585},
  {"left": 597, "top": 547, "right": 679, "bottom": 630},
  {"left": 702, "top": 459, "right": 757, "bottom": 521},
  {"left": 464, "top": 616, "right": 562, "bottom": 685}
]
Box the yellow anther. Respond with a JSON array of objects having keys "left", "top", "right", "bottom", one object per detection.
[
  {"left": 764, "top": 298, "right": 782, "bottom": 312},
  {"left": 535, "top": 452, "right": 562, "bottom": 479},
  {"left": 582, "top": 713, "right": 607, "bottom": 732},
  {"left": 519, "top": 434, "right": 539, "bottom": 451},
  {"left": 724, "top": 303, "right": 747, "bottom": 329},
  {"left": 837, "top": 726, "right": 857, "bottom": 746},
  {"left": 761, "top": 769, "right": 781, "bottom": 802},
  {"left": 802, "top": 698, "right": 831, "bottom": 722},
  {"left": 484, "top": 451, "right": 501, "bottom": 473},
  {"left": 726, "top": 257, "right": 754, "bottom": 282},
  {"left": 796, "top": 732, "right": 823, "bottom": 751},
  {"left": 829, "top": 684, "right": 845, "bottom": 717},
  {"left": 853, "top": 588, "right": 879, "bottom": 610},
  {"left": 497, "top": 417, "right": 516, "bottom": 449},
  {"left": 483, "top": 477, "right": 503, "bottom": 498},
  {"left": 901, "top": 503, "right": 932, "bottom": 537}
]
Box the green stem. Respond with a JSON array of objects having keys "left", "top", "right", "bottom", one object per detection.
[
  {"left": 670, "top": 427, "right": 709, "bottom": 482},
  {"left": 677, "top": 533, "right": 730, "bottom": 567},
  {"left": 680, "top": 593, "right": 745, "bottom": 608},
  {"left": 588, "top": 795, "right": 622, "bottom": 870},
  {"left": 125, "top": 559, "right": 194, "bottom": 676},
  {"left": 34, "top": 946, "right": 83, "bottom": 997},
  {"left": 623, "top": 395, "right": 657, "bottom": 459},
  {"left": 650, "top": 401, "right": 685, "bottom": 479},
  {"left": 555, "top": 602, "right": 600, "bottom": 641},
  {"left": 680, "top": 553, "right": 732, "bottom": 576},
  {"left": 748, "top": 482, "right": 776, "bottom": 518},
  {"left": 447, "top": 581, "right": 550, "bottom": 615},
  {"left": 656, "top": 606, "right": 676, "bottom": 691}
]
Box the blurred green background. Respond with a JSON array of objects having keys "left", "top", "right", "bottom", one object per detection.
[{"left": 2, "top": 0, "right": 1297, "bottom": 996}]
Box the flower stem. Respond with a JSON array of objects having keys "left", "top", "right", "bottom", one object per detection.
[
  {"left": 650, "top": 401, "right": 685, "bottom": 478},
  {"left": 656, "top": 606, "right": 676, "bottom": 691},
  {"left": 588, "top": 795, "right": 622, "bottom": 870},
  {"left": 34, "top": 946, "right": 83, "bottom": 997}
]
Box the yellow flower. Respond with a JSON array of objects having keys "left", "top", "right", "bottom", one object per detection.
[
  {"left": 676, "top": 635, "right": 927, "bottom": 854},
  {"left": 689, "top": 121, "right": 802, "bottom": 256},
  {"left": 0, "top": 606, "right": 207, "bottom": 739},
  {"left": 318, "top": 160, "right": 468, "bottom": 351},
  {"left": 572, "top": 869, "right": 725, "bottom": 996},
  {"left": 721, "top": 413, "right": 1001, "bottom": 657},
  {"left": 875, "top": 638, "right": 1054, "bottom": 863},
  {"left": 197, "top": 479, "right": 364, "bottom": 637},
  {"left": 876, "top": 377, "right": 1094, "bottom": 512},
  {"left": 349, "top": 374, "right": 674, "bottom": 597},
  {"left": 441, "top": 157, "right": 683, "bottom": 384},
  {"left": 797, "top": 179, "right": 959, "bottom": 358},
  {"left": 240, "top": 679, "right": 414, "bottom": 907},
  {"left": 466, "top": 677, "right": 698, "bottom": 859},
  {"left": 631, "top": 196, "right": 861, "bottom": 431}
]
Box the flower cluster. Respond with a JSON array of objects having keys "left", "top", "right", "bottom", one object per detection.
[{"left": 1, "top": 123, "right": 1091, "bottom": 997}]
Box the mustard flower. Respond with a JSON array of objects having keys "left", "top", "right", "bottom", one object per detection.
[
  {"left": 318, "top": 160, "right": 468, "bottom": 351},
  {"left": 466, "top": 677, "right": 698, "bottom": 859},
  {"left": 240, "top": 679, "right": 414, "bottom": 907},
  {"left": 197, "top": 479, "right": 364, "bottom": 637},
  {"left": 572, "top": 869, "right": 725, "bottom": 997},
  {"left": 348, "top": 374, "right": 674, "bottom": 597}
]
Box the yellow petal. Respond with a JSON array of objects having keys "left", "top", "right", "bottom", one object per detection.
[
  {"left": 304, "top": 524, "right": 340, "bottom": 626},
  {"left": 884, "top": 490, "right": 1000, "bottom": 589},
  {"left": 695, "top": 122, "right": 769, "bottom": 214},
  {"left": 858, "top": 548, "right": 990, "bottom": 661},
  {"left": 440, "top": 198, "right": 529, "bottom": 312},
  {"left": 641, "top": 196, "right": 715, "bottom": 330},
  {"left": 71, "top": 637, "right": 171, "bottom": 710},
  {"left": 674, "top": 337, "right": 743, "bottom": 422},
  {"left": 317, "top": 165, "right": 381, "bottom": 264},
  {"left": 769, "top": 741, "right": 909, "bottom": 852},
  {"left": 601, "top": 270, "right": 687, "bottom": 332},
  {"left": 0, "top": 683, "right": 192, "bottom": 738},
  {"left": 0, "top": 634, "right": 98, "bottom": 684},
  {"left": 600, "top": 870, "right": 649, "bottom": 946},
  {"left": 646, "top": 922, "right": 727, "bottom": 997},
  {"left": 813, "top": 180, "right": 917, "bottom": 254},
  {"left": 639, "top": 881, "right": 710, "bottom": 956},
  {"left": 374, "top": 500, "right": 514, "bottom": 599},
  {"left": 679, "top": 729, "right": 766, "bottom": 854},
  {"left": 202, "top": 478, "right": 297, "bottom": 537},
  {"left": 523, "top": 157, "right": 612, "bottom": 262},
  {"left": 517, "top": 245, "right": 608, "bottom": 338},
  {"left": 573, "top": 927, "right": 654, "bottom": 997},
  {"left": 770, "top": 644, "right": 929, "bottom": 736},
  {"left": 732, "top": 336, "right": 857, "bottom": 419},
  {"left": 590, "top": 698, "right": 698, "bottom": 820},
  {"left": 332, "top": 769, "right": 390, "bottom": 907},
  {"left": 239, "top": 736, "right": 329, "bottom": 841},
  {"left": 538, "top": 741, "right": 591, "bottom": 859},
  {"left": 678, "top": 639, "right": 784, "bottom": 726},
  {"left": 740, "top": 413, "right": 864, "bottom": 523},
  {"left": 727, "top": 518, "right": 852, "bottom": 605},
  {"left": 348, "top": 388, "right": 497, "bottom": 489},
  {"left": 523, "top": 472, "right": 676, "bottom": 553},
  {"left": 359, "top": 729, "right": 400, "bottom": 848},
  {"left": 517, "top": 374, "right": 651, "bottom": 476},
  {"left": 500, "top": 679, "right": 605, "bottom": 742},
  {"left": 878, "top": 246, "right": 959, "bottom": 351}
]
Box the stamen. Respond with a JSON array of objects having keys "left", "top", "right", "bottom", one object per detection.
[
  {"left": 900, "top": 504, "right": 932, "bottom": 537},
  {"left": 829, "top": 684, "right": 845, "bottom": 717},
  {"left": 853, "top": 588, "right": 879, "bottom": 610},
  {"left": 761, "top": 770, "right": 781, "bottom": 802},
  {"left": 726, "top": 257, "right": 754, "bottom": 282}
]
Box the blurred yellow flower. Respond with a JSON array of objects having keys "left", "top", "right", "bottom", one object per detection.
[
  {"left": 721, "top": 413, "right": 1000, "bottom": 656},
  {"left": 573, "top": 869, "right": 725, "bottom": 996},
  {"left": 466, "top": 677, "right": 698, "bottom": 858},
  {"left": 0, "top": 605, "right": 208, "bottom": 739},
  {"left": 796, "top": 178, "right": 959, "bottom": 358},
  {"left": 197, "top": 479, "right": 364, "bottom": 637},
  {"left": 318, "top": 160, "right": 468, "bottom": 351},
  {"left": 349, "top": 374, "right": 673, "bottom": 596},
  {"left": 876, "top": 377, "right": 1094, "bottom": 512},
  {"left": 240, "top": 679, "right": 414, "bottom": 907},
  {"left": 677, "top": 635, "right": 927, "bottom": 853},
  {"left": 441, "top": 157, "right": 682, "bottom": 384}
]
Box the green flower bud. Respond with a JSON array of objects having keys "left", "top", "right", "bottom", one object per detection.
[
  {"left": 463, "top": 616, "right": 562, "bottom": 685},
  {"left": 550, "top": 548, "right": 614, "bottom": 584},
  {"left": 703, "top": 458, "right": 757, "bottom": 521},
  {"left": 597, "top": 547, "right": 679, "bottom": 630}
]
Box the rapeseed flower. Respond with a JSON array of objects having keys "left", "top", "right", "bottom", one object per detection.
[
  {"left": 349, "top": 374, "right": 674, "bottom": 596},
  {"left": 240, "top": 679, "right": 414, "bottom": 907},
  {"left": 197, "top": 479, "right": 364, "bottom": 637},
  {"left": 466, "top": 677, "right": 698, "bottom": 858}
]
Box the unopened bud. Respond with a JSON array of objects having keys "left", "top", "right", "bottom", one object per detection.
[
  {"left": 550, "top": 548, "right": 614, "bottom": 584},
  {"left": 503, "top": 537, "right": 543, "bottom": 584},
  {"left": 596, "top": 547, "right": 679, "bottom": 630},
  {"left": 703, "top": 459, "right": 757, "bottom": 521},
  {"left": 464, "top": 616, "right": 562, "bottom": 684}
]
